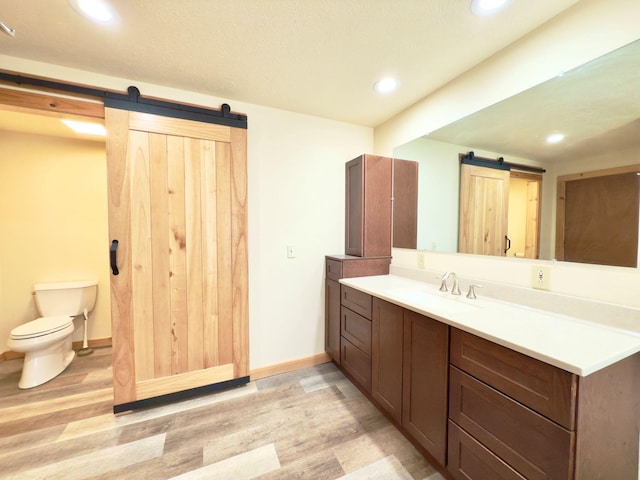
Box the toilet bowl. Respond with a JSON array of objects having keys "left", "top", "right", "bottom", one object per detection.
[
  {"left": 6, "top": 280, "right": 97, "bottom": 389},
  {"left": 7, "top": 316, "right": 76, "bottom": 389}
]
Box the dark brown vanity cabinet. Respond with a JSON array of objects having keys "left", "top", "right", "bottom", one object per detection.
[
  {"left": 345, "top": 154, "right": 392, "bottom": 257},
  {"left": 403, "top": 310, "right": 449, "bottom": 466},
  {"left": 339, "top": 285, "right": 374, "bottom": 392},
  {"left": 371, "top": 298, "right": 449, "bottom": 464},
  {"left": 447, "top": 328, "right": 640, "bottom": 480},
  {"left": 372, "top": 298, "right": 404, "bottom": 424},
  {"left": 325, "top": 256, "right": 390, "bottom": 366}
]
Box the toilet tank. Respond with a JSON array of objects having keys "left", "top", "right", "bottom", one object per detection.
[{"left": 34, "top": 280, "right": 98, "bottom": 317}]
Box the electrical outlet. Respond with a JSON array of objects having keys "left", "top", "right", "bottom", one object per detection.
[
  {"left": 287, "top": 245, "right": 296, "bottom": 258},
  {"left": 531, "top": 265, "right": 551, "bottom": 291},
  {"left": 417, "top": 251, "right": 425, "bottom": 269}
]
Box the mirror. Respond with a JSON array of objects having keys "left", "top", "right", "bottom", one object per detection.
[{"left": 393, "top": 39, "right": 640, "bottom": 266}]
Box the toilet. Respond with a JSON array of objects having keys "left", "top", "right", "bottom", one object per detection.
[{"left": 7, "top": 280, "right": 98, "bottom": 389}]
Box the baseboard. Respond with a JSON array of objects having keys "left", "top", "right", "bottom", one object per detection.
[
  {"left": 71, "top": 337, "right": 112, "bottom": 350},
  {"left": 0, "top": 337, "right": 112, "bottom": 363},
  {"left": 250, "top": 352, "right": 331, "bottom": 380}
]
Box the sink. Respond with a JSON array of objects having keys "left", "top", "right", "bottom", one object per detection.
[{"left": 391, "top": 289, "right": 480, "bottom": 315}]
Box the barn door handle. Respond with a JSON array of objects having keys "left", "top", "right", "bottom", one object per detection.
[
  {"left": 110, "top": 240, "right": 119, "bottom": 275},
  {"left": 504, "top": 235, "right": 511, "bottom": 254}
]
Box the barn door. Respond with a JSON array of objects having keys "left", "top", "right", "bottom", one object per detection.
[
  {"left": 458, "top": 164, "right": 510, "bottom": 256},
  {"left": 105, "top": 105, "right": 248, "bottom": 412}
]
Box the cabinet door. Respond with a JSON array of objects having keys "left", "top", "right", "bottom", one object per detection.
[
  {"left": 403, "top": 310, "right": 449, "bottom": 465},
  {"left": 345, "top": 155, "right": 392, "bottom": 257},
  {"left": 392, "top": 159, "right": 418, "bottom": 249},
  {"left": 106, "top": 108, "right": 248, "bottom": 411},
  {"left": 372, "top": 297, "right": 403, "bottom": 424},
  {"left": 325, "top": 279, "right": 341, "bottom": 364},
  {"left": 345, "top": 156, "right": 365, "bottom": 256}
]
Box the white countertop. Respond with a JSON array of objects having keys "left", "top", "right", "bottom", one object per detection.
[{"left": 340, "top": 274, "right": 640, "bottom": 376}]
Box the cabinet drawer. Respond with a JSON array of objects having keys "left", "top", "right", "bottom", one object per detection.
[
  {"left": 449, "top": 367, "right": 574, "bottom": 480},
  {"left": 450, "top": 328, "right": 576, "bottom": 429},
  {"left": 341, "top": 285, "right": 372, "bottom": 319},
  {"left": 341, "top": 337, "right": 371, "bottom": 393},
  {"left": 341, "top": 306, "right": 371, "bottom": 356},
  {"left": 448, "top": 421, "right": 526, "bottom": 480},
  {"left": 326, "top": 258, "right": 343, "bottom": 281}
]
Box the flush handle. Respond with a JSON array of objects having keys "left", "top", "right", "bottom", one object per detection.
[{"left": 110, "top": 240, "right": 119, "bottom": 276}]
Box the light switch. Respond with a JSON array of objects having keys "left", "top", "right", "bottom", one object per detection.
[{"left": 287, "top": 245, "right": 296, "bottom": 258}]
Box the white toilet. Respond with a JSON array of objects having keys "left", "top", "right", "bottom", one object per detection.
[{"left": 7, "top": 280, "right": 98, "bottom": 389}]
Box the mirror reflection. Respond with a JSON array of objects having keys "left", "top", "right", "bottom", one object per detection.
[{"left": 393, "top": 39, "right": 640, "bottom": 267}]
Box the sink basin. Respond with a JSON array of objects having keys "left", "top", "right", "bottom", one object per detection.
[{"left": 391, "top": 289, "right": 480, "bottom": 315}]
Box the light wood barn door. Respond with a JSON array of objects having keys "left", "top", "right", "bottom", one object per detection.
[
  {"left": 458, "top": 164, "right": 510, "bottom": 256},
  {"left": 106, "top": 108, "right": 248, "bottom": 411}
]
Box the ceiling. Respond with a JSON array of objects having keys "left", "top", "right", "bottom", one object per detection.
[
  {"left": 0, "top": 0, "right": 580, "bottom": 128},
  {"left": 426, "top": 39, "right": 640, "bottom": 163}
]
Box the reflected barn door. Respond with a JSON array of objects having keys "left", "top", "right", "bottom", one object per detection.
[
  {"left": 458, "top": 164, "right": 510, "bottom": 256},
  {"left": 106, "top": 107, "right": 248, "bottom": 412}
]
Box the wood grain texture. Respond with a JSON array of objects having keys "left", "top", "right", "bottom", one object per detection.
[
  {"left": 167, "top": 136, "right": 188, "bottom": 375},
  {"left": 106, "top": 110, "right": 248, "bottom": 408},
  {"left": 345, "top": 155, "right": 393, "bottom": 257},
  {"left": 230, "top": 127, "right": 249, "bottom": 378},
  {"left": 325, "top": 278, "right": 342, "bottom": 364},
  {"left": 105, "top": 107, "right": 136, "bottom": 406},
  {"left": 129, "top": 111, "right": 231, "bottom": 142},
  {"left": 392, "top": 159, "right": 418, "bottom": 250},
  {"left": 0, "top": 349, "right": 439, "bottom": 480},
  {"left": 524, "top": 177, "right": 540, "bottom": 259},
  {"left": 130, "top": 129, "right": 155, "bottom": 383},
  {"left": 136, "top": 364, "right": 234, "bottom": 400},
  {"left": 574, "top": 352, "right": 640, "bottom": 480},
  {"left": 562, "top": 172, "right": 639, "bottom": 267},
  {"left": 459, "top": 164, "right": 510, "bottom": 257},
  {"left": 402, "top": 311, "right": 449, "bottom": 466},
  {"left": 448, "top": 421, "right": 526, "bottom": 480},
  {"left": 0, "top": 87, "right": 104, "bottom": 118},
  {"left": 371, "top": 298, "right": 404, "bottom": 425},
  {"left": 449, "top": 366, "right": 574, "bottom": 480},
  {"left": 450, "top": 328, "right": 576, "bottom": 430}
]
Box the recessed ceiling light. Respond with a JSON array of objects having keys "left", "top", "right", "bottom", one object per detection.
[
  {"left": 68, "top": 0, "right": 114, "bottom": 23},
  {"left": 374, "top": 77, "right": 398, "bottom": 94},
  {"left": 62, "top": 119, "right": 107, "bottom": 136},
  {"left": 470, "top": 0, "right": 512, "bottom": 16},
  {"left": 545, "top": 133, "right": 565, "bottom": 144}
]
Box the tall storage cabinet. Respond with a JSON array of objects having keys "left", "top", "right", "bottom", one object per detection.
[
  {"left": 326, "top": 153, "right": 395, "bottom": 368},
  {"left": 345, "top": 154, "right": 393, "bottom": 257}
]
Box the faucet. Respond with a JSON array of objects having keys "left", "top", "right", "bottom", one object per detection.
[{"left": 440, "top": 271, "right": 461, "bottom": 295}]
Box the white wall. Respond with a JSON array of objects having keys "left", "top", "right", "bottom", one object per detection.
[{"left": 0, "top": 55, "right": 373, "bottom": 368}]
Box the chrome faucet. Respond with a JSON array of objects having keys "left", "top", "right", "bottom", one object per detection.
[{"left": 440, "top": 271, "right": 461, "bottom": 295}]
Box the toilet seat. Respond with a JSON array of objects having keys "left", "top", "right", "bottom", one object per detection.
[{"left": 10, "top": 316, "right": 73, "bottom": 339}]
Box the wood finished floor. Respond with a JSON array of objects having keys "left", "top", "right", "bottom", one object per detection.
[{"left": 0, "top": 348, "right": 444, "bottom": 480}]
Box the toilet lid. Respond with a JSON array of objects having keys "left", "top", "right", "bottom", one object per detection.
[{"left": 11, "top": 316, "right": 73, "bottom": 338}]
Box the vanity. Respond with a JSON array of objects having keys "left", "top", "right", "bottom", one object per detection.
[{"left": 332, "top": 272, "right": 640, "bottom": 480}]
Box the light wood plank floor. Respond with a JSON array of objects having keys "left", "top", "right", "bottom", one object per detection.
[{"left": 0, "top": 348, "right": 444, "bottom": 480}]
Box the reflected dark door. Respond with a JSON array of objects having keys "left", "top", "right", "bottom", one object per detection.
[{"left": 560, "top": 172, "right": 639, "bottom": 267}]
